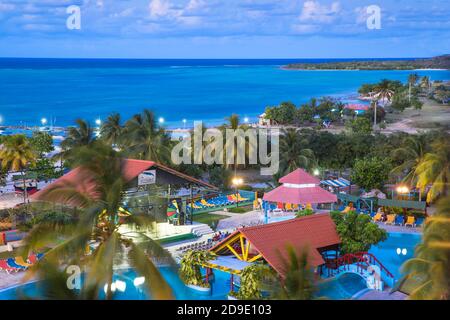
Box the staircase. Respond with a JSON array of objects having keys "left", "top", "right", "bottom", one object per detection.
[
  {"left": 324, "top": 252, "right": 395, "bottom": 289},
  {"left": 191, "top": 224, "right": 214, "bottom": 237}
]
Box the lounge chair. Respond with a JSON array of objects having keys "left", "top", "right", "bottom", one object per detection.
[
  {"left": 373, "top": 213, "right": 383, "bottom": 222},
  {"left": 394, "top": 215, "right": 404, "bottom": 226},
  {"left": 14, "top": 256, "right": 33, "bottom": 268},
  {"left": 0, "top": 260, "right": 19, "bottom": 273},
  {"left": 385, "top": 214, "right": 396, "bottom": 225},
  {"left": 201, "top": 199, "right": 214, "bottom": 207},
  {"left": 415, "top": 217, "right": 425, "bottom": 228},
  {"left": 405, "top": 216, "right": 416, "bottom": 227},
  {"left": 6, "top": 258, "right": 27, "bottom": 270}
]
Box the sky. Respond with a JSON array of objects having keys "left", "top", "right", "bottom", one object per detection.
[{"left": 0, "top": 0, "right": 449, "bottom": 58}]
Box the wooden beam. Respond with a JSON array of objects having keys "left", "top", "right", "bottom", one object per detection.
[
  {"left": 244, "top": 240, "right": 250, "bottom": 261},
  {"left": 248, "top": 254, "right": 262, "bottom": 262},
  {"left": 226, "top": 244, "right": 243, "bottom": 261}
]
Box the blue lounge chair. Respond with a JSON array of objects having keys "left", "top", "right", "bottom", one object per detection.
[
  {"left": 415, "top": 217, "right": 425, "bottom": 227},
  {"left": 395, "top": 215, "right": 404, "bottom": 226},
  {"left": 6, "top": 258, "right": 27, "bottom": 270}
]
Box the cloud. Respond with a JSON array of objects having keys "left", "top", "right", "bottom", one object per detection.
[{"left": 299, "top": 1, "right": 341, "bottom": 24}]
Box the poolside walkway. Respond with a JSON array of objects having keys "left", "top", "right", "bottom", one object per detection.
[
  {"left": 357, "top": 289, "right": 408, "bottom": 300},
  {"left": 0, "top": 271, "right": 28, "bottom": 290},
  {"left": 377, "top": 223, "right": 422, "bottom": 234},
  {"left": 216, "top": 210, "right": 263, "bottom": 230}
]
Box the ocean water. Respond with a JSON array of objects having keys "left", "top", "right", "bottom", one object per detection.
[{"left": 0, "top": 58, "right": 449, "bottom": 128}]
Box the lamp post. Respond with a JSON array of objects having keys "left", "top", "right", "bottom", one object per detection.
[
  {"left": 41, "top": 117, "right": 47, "bottom": 126},
  {"left": 231, "top": 177, "right": 243, "bottom": 208}
]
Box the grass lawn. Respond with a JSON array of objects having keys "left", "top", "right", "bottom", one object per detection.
[
  {"left": 227, "top": 205, "right": 253, "bottom": 214},
  {"left": 193, "top": 212, "right": 229, "bottom": 229}
]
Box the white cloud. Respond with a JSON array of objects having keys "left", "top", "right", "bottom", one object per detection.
[
  {"left": 149, "top": 0, "right": 173, "bottom": 18},
  {"left": 0, "top": 2, "right": 15, "bottom": 12},
  {"left": 186, "top": 0, "right": 205, "bottom": 12},
  {"left": 299, "top": 1, "right": 341, "bottom": 24}
]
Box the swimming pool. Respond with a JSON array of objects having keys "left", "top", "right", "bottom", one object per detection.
[
  {"left": 317, "top": 273, "right": 368, "bottom": 300},
  {"left": 0, "top": 267, "right": 232, "bottom": 300},
  {"left": 368, "top": 232, "right": 421, "bottom": 280}
]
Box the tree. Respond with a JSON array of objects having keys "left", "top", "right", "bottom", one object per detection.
[
  {"left": 330, "top": 211, "right": 387, "bottom": 254},
  {"left": 122, "top": 109, "right": 171, "bottom": 164},
  {"left": 265, "top": 102, "right": 297, "bottom": 125},
  {"left": 415, "top": 136, "right": 450, "bottom": 203},
  {"left": 398, "top": 196, "right": 450, "bottom": 300},
  {"left": 179, "top": 250, "right": 217, "bottom": 288},
  {"left": 0, "top": 135, "right": 36, "bottom": 203},
  {"left": 346, "top": 117, "right": 372, "bottom": 134},
  {"left": 278, "top": 129, "right": 316, "bottom": 177},
  {"left": 408, "top": 73, "right": 419, "bottom": 102},
  {"left": 22, "top": 142, "right": 174, "bottom": 299},
  {"left": 208, "top": 166, "right": 232, "bottom": 190},
  {"left": 100, "top": 113, "right": 123, "bottom": 147},
  {"left": 351, "top": 157, "right": 392, "bottom": 191},
  {"left": 271, "top": 245, "right": 317, "bottom": 300},
  {"left": 391, "top": 135, "right": 428, "bottom": 187},
  {"left": 60, "top": 119, "right": 95, "bottom": 165},
  {"left": 30, "top": 131, "right": 54, "bottom": 156},
  {"left": 236, "top": 264, "right": 273, "bottom": 300}
]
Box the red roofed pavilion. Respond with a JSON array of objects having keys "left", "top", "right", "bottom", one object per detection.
[
  {"left": 205, "top": 213, "right": 340, "bottom": 278},
  {"left": 262, "top": 169, "right": 337, "bottom": 222}
]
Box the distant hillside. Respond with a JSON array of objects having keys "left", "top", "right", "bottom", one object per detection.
[{"left": 284, "top": 55, "right": 450, "bottom": 70}]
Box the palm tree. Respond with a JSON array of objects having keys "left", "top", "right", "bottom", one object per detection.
[
  {"left": 278, "top": 129, "right": 315, "bottom": 178},
  {"left": 371, "top": 80, "right": 395, "bottom": 129},
  {"left": 122, "top": 110, "right": 171, "bottom": 164},
  {"left": 0, "top": 135, "right": 36, "bottom": 203},
  {"left": 408, "top": 73, "right": 419, "bottom": 102},
  {"left": 22, "top": 142, "right": 174, "bottom": 299},
  {"left": 398, "top": 196, "right": 450, "bottom": 300},
  {"left": 100, "top": 113, "right": 123, "bottom": 147},
  {"left": 391, "top": 135, "right": 428, "bottom": 188},
  {"left": 60, "top": 119, "right": 95, "bottom": 164},
  {"left": 271, "top": 245, "right": 317, "bottom": 300},
  {"left": 420, "top": 76, "right": 431, "bottom": 95},
  {"left": 414, "top": 137, "right": 450, "bottom": 203}
]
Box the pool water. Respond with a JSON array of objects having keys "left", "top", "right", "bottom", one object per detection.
[
  {"left": 0, "top": 267, "right": 231, "bottom": 300},
  {"left": 317, "top": 273, "right": 368, "bottom": 300},
  {"left": 368, "top": 232, "right": 421, "bottom": 280}
]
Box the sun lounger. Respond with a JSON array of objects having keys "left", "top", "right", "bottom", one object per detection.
[
  {"left": 6, "top": 258, "right": 27, "bottom": 270},
  {"left": 14, "top": 256, "right": 33, "bottom": 268},
  {"left": 385, "top": 214, "right": 396, "bottom": 225},
  {"left": 373, "top": 213, "right": 382, "bottom": 222},
  {"left": 415, "top": 217, "right": 425, "bottom": 227},
  {"left": 405, "top": 216, "right": 416, "bottom": 227},
  {"left": 0, "top": 260, "right": 19, "bottom": 273},
  {"left": 394, "top": 215, "right": 404, "bottom": 226}
]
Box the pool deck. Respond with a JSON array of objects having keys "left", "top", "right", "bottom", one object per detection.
[
  {"left": 377, "top": 223, "right": 422, "bottom": 234},
  {"left": 0, "top": 271, "right": 28, "bottom": 290},
  {"left": 357, "top": 289, "right": 408, "bottom": 300}
]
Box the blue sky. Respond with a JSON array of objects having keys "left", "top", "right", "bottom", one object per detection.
[{"left": 0, "top": 0, "right": 449, "bottom": 58}]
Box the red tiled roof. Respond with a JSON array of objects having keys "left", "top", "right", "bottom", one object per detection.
[
  {"left": 211, "top": 213, "right": 340, "bottom": 277},
  {"left": 345, "top": 104, "right": 369, "bottom": 111},
  {"left": 279, "top": 168, "right": 320, "bottom": 184},
  {"left": 263, "top": 185, "right": 337, "bottom": 204},
  {"left": 32, "top": 158, "right": 216, "bottom": 204}
]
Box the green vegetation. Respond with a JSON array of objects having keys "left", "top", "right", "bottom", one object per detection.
[
  {"left": 330, "top": 211, "right": 387, "bottom": 254},
  {"left": 346, "top": 117, "right": 372, "bottom": 134},
  {"left": 284, "top": 55, "right": 450, "bottom": 70},
  {"left": 193, "top": 212, "right": 228, "bottom": 228},
  {"left": 296, "top": 209, "right": 314, "bottom": 217},
  {"left": 351, "top": 157, "right": 392, "bottom": 191},
  {"left": 179, "top": 250, "right": 217, "bottom": 288},
  {"left": 227, "top": 205, "right": 253, "bottom": 214},
  {"left": 399, "top": 196, "right": 450, "bottom": 300},
  {"left": 235, "top": 263, "right": 273, "bottom": 299},
  {"left": 20, "top": 142, "right": 174, "bottom": 299}
]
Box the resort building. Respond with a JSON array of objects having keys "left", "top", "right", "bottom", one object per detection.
[{"left": 207, "top": 213, "right": 341, "bottom": 277}]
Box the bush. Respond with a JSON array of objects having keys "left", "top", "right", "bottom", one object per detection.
[{"left": 296, "top": 209, "right": 314, "bottom": 217}]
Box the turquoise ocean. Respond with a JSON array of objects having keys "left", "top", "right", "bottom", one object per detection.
[{"left": 0, "top": 58, "right": 449, "bottom": 128}]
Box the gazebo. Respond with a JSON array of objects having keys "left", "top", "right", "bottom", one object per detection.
[{"left": 262, "top": 168, "right": 337, "bottom": 223}]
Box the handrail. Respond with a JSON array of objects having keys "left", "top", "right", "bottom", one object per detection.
[{"left": 325, "top": 251, "right": 394, "bottom": 279}]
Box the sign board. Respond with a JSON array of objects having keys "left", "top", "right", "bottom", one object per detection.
[{"left": 138, "top": 170, "right": 156, "bottom": 186}]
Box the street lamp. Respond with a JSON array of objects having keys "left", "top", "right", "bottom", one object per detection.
[
  {"left": 158, "top": 117, "right": 165, "bottom": 124},
  {"left": 41, "top": 117, "right": 48, "bottom": 126},
  {"left": 313, "top": 169, "right": 320, "bottom": 176},
  {"left": 232, "top": 177, "right": 244, "bottom": 207},
  {"left": 396, "top": 185, "right": 410, "bottom": 195},
  {"left": 244, "top": 117, "right": 249, "bottom": 123},
  {"left": 182, "top": 119, "right": 187, "bottom": 129},
  {"left": 95, "top": 118, "right": 102, "bottom": 126}
]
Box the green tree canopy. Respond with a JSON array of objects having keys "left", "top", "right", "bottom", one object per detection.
[{"left": 351, "top": 157, "right": 392, "bottom": 190}]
